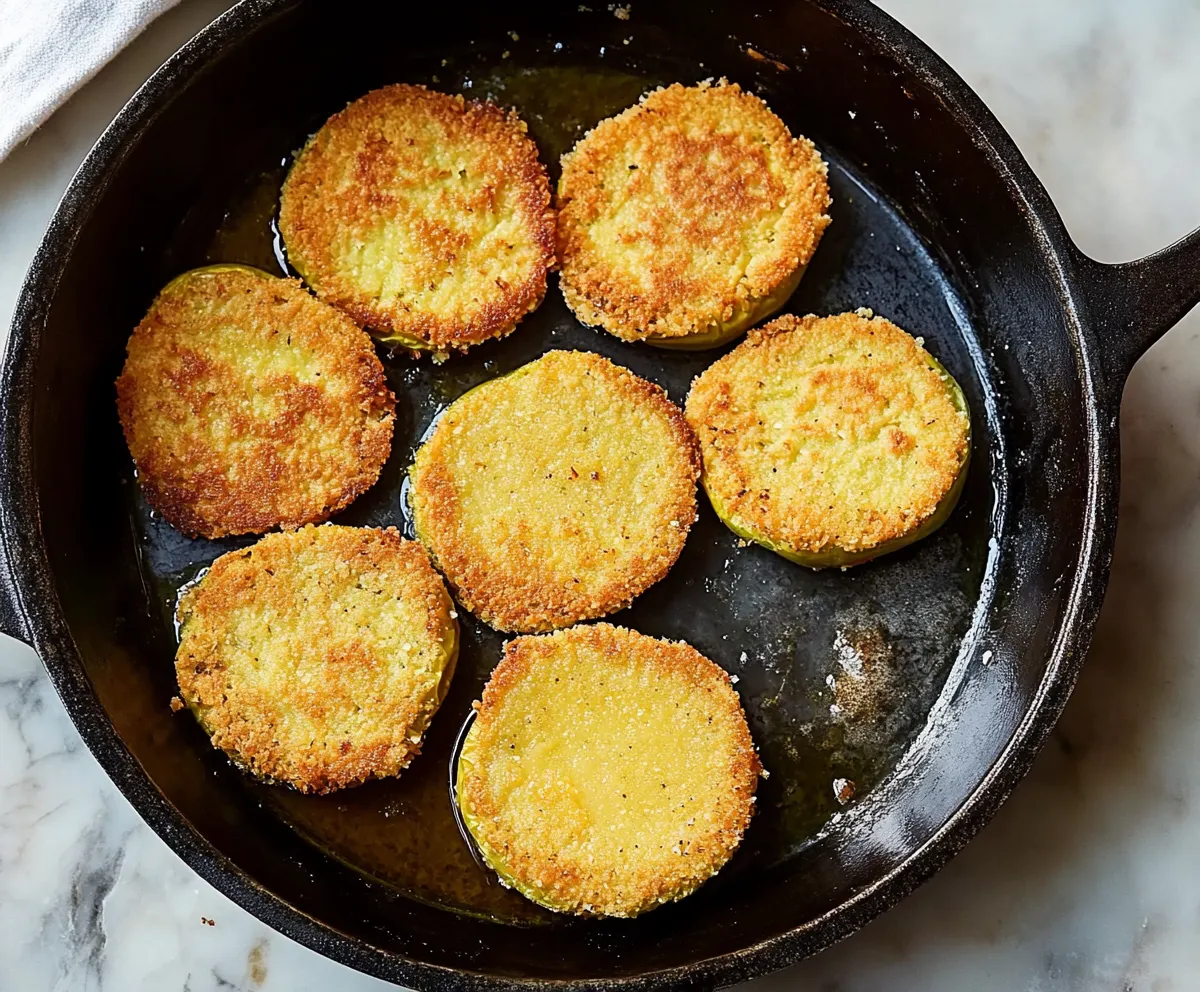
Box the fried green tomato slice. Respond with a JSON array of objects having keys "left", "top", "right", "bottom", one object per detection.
[
  {"left": 456, "top": 623, "right": 761, "bottom": 917},
  {"left": 685, "top": 310, "right": 971, "bottom": 567},
  {"left": 279, "top": 83, "right": 555, "bottom": 353},
  {"left": 116, "top": 264, "right": 395, "bottom": 539},
  {"left": 409, "top": 350, "right": 700, "bottom": 632},
  {"left": 556, "top": 80, "right": 831, "bottom": 349},
  {"left": 175, "top": 525, "right": 458, "bottom": 794}
]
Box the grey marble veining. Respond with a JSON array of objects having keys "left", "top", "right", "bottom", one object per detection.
[{"left": 2, "top": 1, "right": 1199, "bottom": 989}]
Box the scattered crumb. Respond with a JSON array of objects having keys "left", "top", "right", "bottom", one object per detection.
[
  {"left": 833, "top": 778, "right": 856, "bottom": 804},
  {"left": 200, "top": 916, "right": 215, "bottom": 926},
  {"left": 745, "top": 46, "right": 790, "bottom": 71},
  {"left": 170, "top": 696, "right": 184, "bottom": 713},
  {"left": 610, "top": 3, "right": 631, "bottom": 18}
]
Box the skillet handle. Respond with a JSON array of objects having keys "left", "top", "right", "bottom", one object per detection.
[{"left": 1080, "top": 226, "right": 1200, "bottom": 397}]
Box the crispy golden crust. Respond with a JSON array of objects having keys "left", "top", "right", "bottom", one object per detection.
[
  {"left": 175, "top": 525, "right": 458, "bottom": 794},
  {"left": 457, "top": 623, "right": 761, "bottom": 917},
  {"left": 685, "top": 311, "right": 971, "bottom": 559},
  {"left": 116, "top": 266, "right": 395, "bottom": 539},
  {"left": 280, "top": 84, "right": 555, "bottom": 351},
  {"left": 556, "top": 80, "right": 831, "bottom": 343},
  {"left": 409, "top": 350, "right": 700, "bottom": 632}
]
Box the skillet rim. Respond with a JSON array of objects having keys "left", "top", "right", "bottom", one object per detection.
[{"left": 0, "top": 0, "right": 1116, "bottom": 987}]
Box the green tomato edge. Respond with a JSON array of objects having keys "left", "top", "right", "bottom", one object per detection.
[
  {"left": 161, "top": 262, "right": 277, "bottom": 296},
  {"left": 641, "top": 259, "right": 810, "bottom": 351},
  {"left": 455, "top": 723, "right": 582, "bottom": 914}
]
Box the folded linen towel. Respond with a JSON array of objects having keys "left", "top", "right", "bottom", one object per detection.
[{"left": 0, "top": 0, "right": 181, "bottom": 161}]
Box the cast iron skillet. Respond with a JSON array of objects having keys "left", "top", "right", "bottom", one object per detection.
[{"left": 2, "top": 0, "right": 1200, "bottom": 988}]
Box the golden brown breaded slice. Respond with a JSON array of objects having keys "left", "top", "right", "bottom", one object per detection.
[
  {"left": 556, "top": 80, "right": 831, "bottom": 349},
  {"left": 279, "top": 84, "right": 555, "bottom": 352},
  {"left": 409, "top": 350, "right": 699, "bottom": 632},
  {"left": 116, "top": 265, "right": 395, "bottom": 539},
  {"left": 685, "top": 310, "right": 971, "bottom": 567},
  {"left": 456, "top": 623, "right": 761, "bottom": 917},
  {"left": 175, "top": 525, "right": 458, "bottom": 794}
]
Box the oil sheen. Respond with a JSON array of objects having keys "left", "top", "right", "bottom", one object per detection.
[{"left": 133, "top": 59, "right": 992, "bottom": 925}]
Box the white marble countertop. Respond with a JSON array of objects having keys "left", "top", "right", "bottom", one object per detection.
[{"left": 2, "top": 1, "right": 1199, "bottom": 989}]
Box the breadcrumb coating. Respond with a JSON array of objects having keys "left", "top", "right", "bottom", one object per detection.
[
  {"left": 280, "top": 84, "right": 555, "bottom": 351},
  {"left": 175, "top": 525, "right": 458, "bottom": 794},
  {"left": 557, "top": 80, "right": 830, "bottom": 346},
  {"left": 457, "top": 623, "right": 760, "bottom": 917},
  {"left": 410, "top": 350, "right": 700, "bottom": 632},
  {"left": 116, "top": 265, "right": 395, "bottom": 539},
  {"left": 685, "top": 310, "right": 970, "bottom": 566}
]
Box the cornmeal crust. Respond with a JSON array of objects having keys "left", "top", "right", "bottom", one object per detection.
[
  {"left": 456, "top": 623, "right": 760, "bottom": 916},
  {"left": 175, "top": 525, "right": 458, "bottom": 794}
]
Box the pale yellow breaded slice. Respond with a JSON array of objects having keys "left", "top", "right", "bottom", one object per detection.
[
  {"left": 279, "top": 84, "right": 555, "bottom": 352},
  {"left": 456, "top": 623, "right": 761, "bottom": 917},
  {"left": 556, "top": 80, "right": 831, "bottom": 349},
  {"left": 116, "top": 265, "right": 395, "bottom": 539},
  {"left": 409, "top": 350, "right": 700, "bottom": 632},
  {"left": 175, "top": 525, "right": 458, "bottom": 794},
  {"left": 685, "top": 310, "right": 971, "bottom": 567}
]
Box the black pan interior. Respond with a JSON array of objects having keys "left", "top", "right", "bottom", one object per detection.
[
  {"left": 19, "top": 0, "right": 1099, "bottom": 983},
  {"left": 134, "top": 62, "right": 998, "bottom": 922}
]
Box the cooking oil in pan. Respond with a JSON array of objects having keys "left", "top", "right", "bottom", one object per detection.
[{"left": 130, "top": 58, "right": 994, "bottom": 925}]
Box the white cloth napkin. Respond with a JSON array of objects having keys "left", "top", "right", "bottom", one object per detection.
[{"left": 0, "top": 0, "right": 181, "bottom": 161}]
